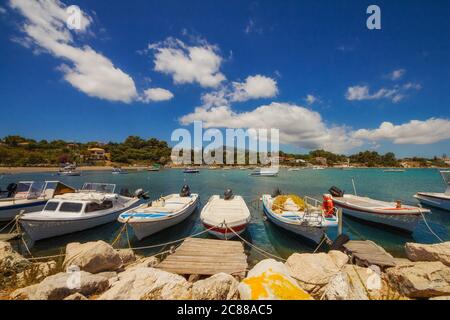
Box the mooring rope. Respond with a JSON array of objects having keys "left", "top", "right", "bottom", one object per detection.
[
  {"left": 224, "top": 222, "right": 287, "bottom": 262},
  {"left": 419, "top": 208, "right": 443, "bottom": 242}
]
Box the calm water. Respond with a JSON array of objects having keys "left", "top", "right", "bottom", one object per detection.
[{"left": 1, "top": 168, "right": 449, "bottom": 264}]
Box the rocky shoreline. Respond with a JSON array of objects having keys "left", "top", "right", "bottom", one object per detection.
[{"left": 1, "top": 240, "right": 449, "bottom": 300}]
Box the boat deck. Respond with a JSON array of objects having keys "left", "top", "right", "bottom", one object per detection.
[
  {"left": 335, "top": 197, "right": 383, "bottom": 207},
  {"left": 157, "top": 237, "right": 248, "bottom": 278},
  {"left": 343, "top": 240, "right": 396, "bottom": 269}
]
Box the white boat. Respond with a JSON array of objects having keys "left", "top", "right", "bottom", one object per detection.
[
  {"left": 112, "top": 167, "right": 128, "bottom": 174},
  {"left": 57, "top": 164, "right": 81, "bottom": 176},
  {"left": 183, "top": 167, "right": 200, "bottom": 173},
  {"left": 328, "top": 187, "right": 429, "bottom": 233},
  {"left": 287, "top": 168, "right": 302, "bottom": 171},
  {"left": 118, "top": 186, "right": 199, "bottom": 240},
  {"left": 383, "top": 169, "right": 405, "bottom": 173},
  {"left": 0, "top": 181, "right": 76, "bottom": 221},
  {"left": 200, "top": 190, "right": 251, "bottom": 239},
  {"left": 249, "top": 167, "right": 278, "bottom": 177},
  {"left": 19, "top": 183, "right": 141, "bottom": 241},
  {"left": 312, "top": 166, "right": 325, "bottom": 170},
  {"left": 414, "top": 170, "right": 450, "bottom": 211},
  {"left": 262, "top": 194, "right": 338, "bottom": 244}
]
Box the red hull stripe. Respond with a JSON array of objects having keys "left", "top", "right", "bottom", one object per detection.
[
  {"left": 334, "top": 202, "right": 420, "bottom": 216},
  {"left": 203, "top": 223, "right": 248, "bottom": 233}
]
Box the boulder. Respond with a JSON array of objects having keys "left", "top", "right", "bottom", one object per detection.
[
  {"left": 324, "top": 264, "right": 403, "bottom": 300},
  {"left": 11, "top": 271, "right": 109, "bottom": 300},
  {"left": 285, "top": 250, "right": 348, "bottom": 298},
  {"left": 0, "top": 241, "right": 30, "bottom": 274},
  {"left": 63, "top": 241, "right": 122, "bottom": 274},
  {"left": 405, "top": 242, "right": 450, "bottom": 267},
  {"left": 192, "top": 273, "right": 239, "bottom": 300},
  {"left": 117, "top": 249, "right": 136, "bottom": 266},
  {"left": 98, "top": 267, "right": 191, "bottom": 300},
  {"left": 64, "top": 293, "right": 88, "bottom": 300},
  {"left": 238, "top": 259, "right": 313, "bottom": 300},
  {"left": 124, "top": 256, "right": 159, "bottom": 271},
  {"left": 96, "top": 271, "right": 119, "bottom": 287},
  {"left": 386, "top": 261, "right": 450, "bottom": 298}
]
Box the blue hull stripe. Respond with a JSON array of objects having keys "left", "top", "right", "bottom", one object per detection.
[{"left": 0, "top": 200, "right": 47, "bottom": 211}]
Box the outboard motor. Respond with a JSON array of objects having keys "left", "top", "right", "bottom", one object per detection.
[
  {"left": 329, "top": 186, "right": 344, "bottom": 198},
  {"left": 6, "top": 183, "right": 17, "bottom": 198},
  {"left": 180, "top": 185, "right": 191, "bottom": 197},
  {"left": 271, "top": 187, "right": 282, "bottom": 198},
  {"left": 134, "top": 188, "right": 149, "bottom": 199},
  {"left": 224, "top": 188, "right": 233, "bottom": 200}
]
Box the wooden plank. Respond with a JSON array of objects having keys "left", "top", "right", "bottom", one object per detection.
[
  {"left": 156, "top": 237, "right": 248, "bottom": 277},
  {"left": 343, "top": 240, "right": 396, "bottom": 269}
]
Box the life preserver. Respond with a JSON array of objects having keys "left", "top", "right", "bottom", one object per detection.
[{"left": 322, "top": 194, "right": 334, "bottom": 217}]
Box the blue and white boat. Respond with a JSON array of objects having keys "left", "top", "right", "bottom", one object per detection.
[
  {"left": 415, "top": 170, "right": 450, "bottom": 211},
  {"left": 118, "top": 185, "right": 199, "bottom": 240},
  {"left": 0, "top": 181, "right": 76, "bottom": 221},
  {"left": 262, "top": 193, "right": 338, "bottom": 244},
  {"left": 250, "top": 167, "right": 278, "bottom": 177},
  {"left": 112, "top": 167, "right": 128, "bottom": 174},
  {"left": 183, "top": 167, "right": 200, "bottom": 173}
]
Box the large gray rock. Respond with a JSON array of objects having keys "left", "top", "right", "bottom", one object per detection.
[
  {"left": 285, "top": 250, "right": 348, "bottom": 299},
  {"left": 11, "top": 271, "right": 109, "bottom": 300},
  {"left": 0, "top": 241, "right": 30, "bottom": 274},
  {"left": 386, "top": 261, "right": 450, "bottom": 298},
  {"left": 98, "top": 267, "right": 192, "bottom": 300},
  {"left": 238, "top": 259, "right": 313, "bottom": 300},
  {"left": 117, "top": 249, "right": 136, "bottom": 266},
  {"left": 63, "top": 241, "right": 122, "bottom": 274},
  {"left": 405, "top": 242, "right": 450, "bottom": 267},
  {"left": 192, "top": 273, "right": 239, "bottom": 300},
  {"left": 124, "top": 256, "right": 159, "bottom": 271}
]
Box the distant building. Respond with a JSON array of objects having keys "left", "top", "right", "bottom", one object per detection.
[{"left": 87, "top": 147, "right": 109, "bottom": 161}]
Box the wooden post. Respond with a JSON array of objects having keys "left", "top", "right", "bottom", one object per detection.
[{"left": 338, "top": 208, "right": 343, "bottom": 236}]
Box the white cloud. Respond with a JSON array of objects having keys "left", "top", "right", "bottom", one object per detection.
[
  {"left": 180, "top": 102, "right": 362, "bottom": 153},
  {"left": 353, "top": 118, "right": 450, "bottom": 144},
  {"left": 345, "top": 83, "right": 420, "bottom": 103},
  {"left": 9, "top": 0, "right": 138, "bottom": 103},
  {"left": 304, "top": 94, "right": 319, "bottom": 105},
  {"left": 149, "top": 37, "right": 226, "bottom": 88},
  {"left": 230, "top": 75, "right": 278, "bottom": 102},
  {"left": 141, "top": 88, "right": 174, "bottom": 102},
  {"left": 388, "top": 69, "right": 406, "bottom": 81}
]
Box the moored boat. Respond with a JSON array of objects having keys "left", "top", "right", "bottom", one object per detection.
[
  {"left": 328, "top": 186, "right": 429, "bottom": 233},
  {"left": 383, "top": 169, "right": 405, "bottom": 173},
  {"left": 183, "top": 167, "right": 200, "bottom": 173},
  {"left": 200, "top": 190, "right": 251, "bottom": 239},
  {"left": 118, "top": 185, "right": 199, "bottom": 240},
  {"left": 249, "top": 167, "right": 278, "bottom": 177},
  {"left": 112, "top": 167, "right": 128, "bottom": 174},
  {"left": 19, "top": 183, "right": 142, "bottom": 241},
  {"left": 262, "top": 192, "right": 338, "bottom": 244},
  {"left": 0, "top": 181, "right": 76, "bottom": 221},
  {"left": 414, "top": 170, "right": 450, "bottom": 211}
]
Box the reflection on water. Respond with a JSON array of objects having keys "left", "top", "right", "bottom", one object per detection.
[{"left": 1, "top": 168, "right": 449, "bottom": 262}]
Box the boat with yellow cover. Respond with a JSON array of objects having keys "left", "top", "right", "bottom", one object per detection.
[{"left": 261, "top": 192, "right": 338, "bottom": 244}]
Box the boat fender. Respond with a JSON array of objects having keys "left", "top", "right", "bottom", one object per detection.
[
  {"left": 6, "top": 183, "right": 17, "bottom": 198},
  {"left": 180, "top": 185, "right": 191, "bottom": 197},
  {"left": 134, "top": 188, "right": 148, "bottom": 199},
  {"left": 322, "top": 194, "right": 335, "bottom": 217},
  {"left": 224, "top": 188, "right": 233, "bottom": 200},
  {"left": 329, "top": 234, "right": 350, "bottom": 252}
]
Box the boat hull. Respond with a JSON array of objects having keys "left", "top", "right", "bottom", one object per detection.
[
  {"left": 335, "top": 203, "right": 421, "bottom": 233},
  {"left": 20, "top": 200, "right": 139, "bottom": 241},
  {"left": 202, "top": 222, "right": 248, "bottom": 240},
  {"left": 128, "top": 198, "right": 199, "bottom": 240},
  {"left": 414, "top": 193, "right": 450, "bottom": 211},
  {"left": 262, "top": 201, "right": 325, "bottom": 244},
  {"left": 0, "top": 200, "right": 47, "bottom": 222}
]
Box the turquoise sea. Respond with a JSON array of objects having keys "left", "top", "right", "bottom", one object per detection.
[{"left": 1, "top": 168, "right": 449, "bottom": 265}]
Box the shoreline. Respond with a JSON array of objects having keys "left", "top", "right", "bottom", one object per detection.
[{"left": 0, "top": 165, "right": 447, "bottom": 175}]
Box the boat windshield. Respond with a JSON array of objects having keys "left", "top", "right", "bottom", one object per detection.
[
  {"left": 441, "top": 171, "right": 450, "bottom": 186},
  {"left": 81, "top": 183, "right": 116, "bottom": 194},
  {"left": 15, "top": 181, "right": 46, "bottom": 199},
  {"left": 59, "top": 202, "right": 83, "bottom": 213}
]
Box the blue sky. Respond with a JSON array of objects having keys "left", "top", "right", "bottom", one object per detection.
[{"left": 0, "top": 0, "right": 449, "bottom": 157}]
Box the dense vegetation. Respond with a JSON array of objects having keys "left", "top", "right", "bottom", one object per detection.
[{"left": 0, "top": 135, "right": 171, "bottom": 166}]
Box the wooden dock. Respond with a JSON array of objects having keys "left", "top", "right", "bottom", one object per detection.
[
  {"left": 157, "top": 238, "right": 248, "bottom": 278},
  {"left": 343, "top": 240, "right": 396, "bottom": 269}
]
